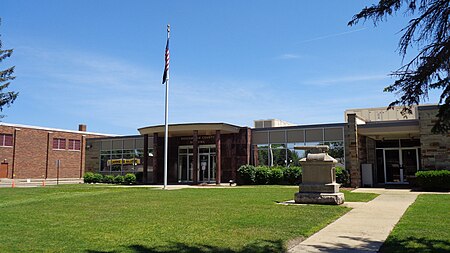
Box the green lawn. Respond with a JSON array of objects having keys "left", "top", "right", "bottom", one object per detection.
[
  {"left": 0, "top": 185, "right": 372, "bottom": 253},
  {"left": 380, "top": 194, "right": 450, "bottom": 253},
  {"left": 341, "top": 190, "right": 378, "bottom": 202}
]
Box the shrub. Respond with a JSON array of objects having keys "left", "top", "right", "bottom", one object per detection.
[
  {"left": 83, "top": 172, "right": 95, "bottom": 184},
  {"left": 255, "top": 166, "right": 270, "bottom": 185},
  {"left": 92, "top": 173, "right": 103, "bottom": 184},
  {"left": 124, "top": 173, "right": 137, "bottom": 185},
  {"left": 335, "top": 166, "right": 350, "bottom": 187},
  {"left": 282, "top": 166, "right": 302, "bottom": 185},
  {"left": 268, "top": 167, "right": 283, "bottom": 184},
  {"left": 103, "top": 175, "right": 115, "bottom": 184},
  {"left": 416, "top": 170, "right": 450, "bottom": 191},
  {"left": 114, "top": 175, "right": 125, "bottom": 184},
  {"left": 237, "top": 165, "right": 256, "bottom": 185}
]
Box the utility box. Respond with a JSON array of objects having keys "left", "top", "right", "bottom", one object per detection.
[{"left": 361, "top": 163, "right": 373, "bottom": 187}]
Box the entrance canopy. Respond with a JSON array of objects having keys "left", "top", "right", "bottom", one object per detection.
[
  {"left": 138, "top": 123, "right": 242, "bottom": 137},
  {"left": 357, "top": 120, "right": 420, "bottom": 140}
]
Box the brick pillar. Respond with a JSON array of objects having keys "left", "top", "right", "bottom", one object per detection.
[
  {"left": 345, "top": 113, "right": 361, "bottom": 187},
  {"left": 153, "top": 133, "right": 159, "bottom": 184},
  {"left": 192, "top": 130, "right": 198, "bottom": 184},
  {"left": 215, "top": 130, "right": 221, "bottom": 184},
  {"left": 143, "top": 134, "right": 149, "bottom": 183}
]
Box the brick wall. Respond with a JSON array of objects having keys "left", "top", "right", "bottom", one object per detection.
[
  {"left": 0, "top": 125, "right": 108, "bottom": 179},
  {"left": 418, "top": 107, "right": 450, "bottom": 170}
]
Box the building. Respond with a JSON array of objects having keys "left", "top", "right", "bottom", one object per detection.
[
  {"left": 0, "top": 123, "right": 113, "bottom": 179},
  {"left": 2, "top": 104, "right": 449, "bottom": 187},
  {"left": 84, "top": 105, "right": 449, "bottom": 187}
]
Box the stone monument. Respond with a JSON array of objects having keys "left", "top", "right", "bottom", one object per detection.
[{"left": 294, "top": 145, "right": 344, "bottom": 205}]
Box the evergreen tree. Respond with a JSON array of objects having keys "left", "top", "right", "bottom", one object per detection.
[
  {"left": 0, "top": 18, "right": 18, "bottom": 117},
  {"left": 349, "top": 0, "right": 450, "bottom": 133}
]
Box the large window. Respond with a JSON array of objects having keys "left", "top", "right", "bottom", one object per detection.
[
  {"left": 53, "top": 138, "right": 66, "bottom": 150},
  {"left": 0, "top": 134, "right": 13, "bottom": 147},
  {"left": 99, "top": 138, "right": 150, "bottom": 175}
]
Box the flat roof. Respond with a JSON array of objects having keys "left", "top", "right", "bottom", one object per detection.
[
  {"left": 358, "top": 120, "right": 420, "bottom": 138},
  {"left": 252, "top": 122, "right": 345, "bottom": 132},
  {"left": 138, "top": 123, "right": 244, "bottom": 137},
  {"left": 0, "top": 122, "right": 118, "bottom": 137}
]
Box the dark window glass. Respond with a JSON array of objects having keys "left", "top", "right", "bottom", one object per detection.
[
  {"left": 400, "top": 139, "right": 420, "bottom": 147},
  {"left": 376, "top": 140, "right": 399, "bottom": 148}
]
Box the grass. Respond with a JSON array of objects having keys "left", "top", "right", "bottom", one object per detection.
[
  {"left": 380, "top": 194, "right": 450, "bottom": 253},
  {"left": 341, "top": 190, "right": 378, "bottom": 202},
  {"left": 0, "top": 185, "right": 368, "bottom": 253}
]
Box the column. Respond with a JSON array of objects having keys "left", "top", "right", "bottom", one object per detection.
[
  {"left": 215, "top": 130, "right": 221, "bottom": 184},
  {"left": 153, "top": 133, "right": 159, "bottom": 184},
  {"left": 143, "top": 134, "right": 149, "bottom": 183},
  {"left": 345, "top": 113, "right": 360, "bottom": 187},
  {"left": 192, "top": 130, "right": 198, "bottom": 184}
]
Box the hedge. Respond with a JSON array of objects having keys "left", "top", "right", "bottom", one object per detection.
[
  {"left": 416, "top": 170, "right": 450, "bottom": 191},
  {"left": 237, "top": 165, "right": 302, "bottom": 185},
  {"left": 83, "top": 172, "right": 137, "bottom": 185},
  {"left": 237, "top": 164, "right": 350, "bottom": 186},
  {"left": 335, "top": 166, "right": 350, "bottom": 187}
]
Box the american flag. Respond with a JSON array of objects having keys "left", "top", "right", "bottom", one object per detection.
[{"left": 162, "top": 35, "right": 170, "bottom": 84}]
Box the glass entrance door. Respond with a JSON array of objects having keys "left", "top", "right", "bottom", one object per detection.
[
  {"left": 385, "top": 150, "right": 401, "bottom": 183},
  {"left": 402, "top": 149, "right": 419, "bottom": 182},
  {"left": 198, "top": 146, "right": 216, "bottom": 183},
  {"left": 178, "top": 145, "right": 215, "bottom": 183},
  {"left": 178, "top": 147, "right": 193, "bottom": 182},
  {"left": 381, "top": 148, "right": 419, "bottom": 184}
]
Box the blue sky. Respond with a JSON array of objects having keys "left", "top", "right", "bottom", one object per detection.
[{"left": 0, "top": 0, "right": 442, "bottom": 135}]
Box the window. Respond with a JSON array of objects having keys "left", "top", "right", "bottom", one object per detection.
[
  {"left": 68, "top": 139, "right": 81, "bottom": 151},
  {"left": 53, "top": 138, "right": 66, "bottom": 150},
  {"left": 0, "top": 134, "right": 13, "bottom": 147}
]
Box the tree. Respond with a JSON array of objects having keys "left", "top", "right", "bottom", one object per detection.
[
  {"left": 0, "top": 18, "right": 18, "bottom": 117},
  {"left": 349, "top": 0, "right": 450, "bottom": 133}
]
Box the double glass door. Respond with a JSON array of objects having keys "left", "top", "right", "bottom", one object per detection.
[
  {"left": 381, "top": 148, "right": 419, "bottom": 183},
  {"left": 178, "top": 145, "right": 216, "bottom": 183}
]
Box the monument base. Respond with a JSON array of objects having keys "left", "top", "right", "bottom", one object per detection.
[{"left": 294, "top": 192, "right": 345, "bottom": 205}]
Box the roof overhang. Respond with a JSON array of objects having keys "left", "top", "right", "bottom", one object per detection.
[
  {"left": 358, "top": 120, "right": 420, "bottom": 140},
  {"left": 138, "top": 123, "right": 242, "bottom": 137}
]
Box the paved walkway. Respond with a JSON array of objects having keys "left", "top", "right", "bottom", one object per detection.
[{"left": 288, "top": 189, "right": 419, "bottom": 253}]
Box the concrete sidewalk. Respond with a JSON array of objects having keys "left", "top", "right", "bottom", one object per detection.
[{"left": 288, "top": 189, "right": 418, "bottom": 253}]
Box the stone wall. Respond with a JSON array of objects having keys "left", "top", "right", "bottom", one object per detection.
[
  {"left": 345, "top": 114, "right": 361, "bottom": 187},
  {"left": 418, "top": 106, "right": 450, "bottom": 170}
]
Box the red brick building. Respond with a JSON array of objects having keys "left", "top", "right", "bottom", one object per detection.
[{"left": 0, "top": 123, "right": 113, "bottom": 179}]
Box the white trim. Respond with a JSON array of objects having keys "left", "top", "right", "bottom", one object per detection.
[{"left": 0, "top": 122, "right": 117, "bottom": 137}]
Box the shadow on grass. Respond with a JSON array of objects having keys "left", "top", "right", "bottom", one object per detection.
[
  {"left": 86, "top": 240, "right": 284, "bottom": 253},
  {"left": 379, "top": 236, "right": 450, "bottom": 253}
]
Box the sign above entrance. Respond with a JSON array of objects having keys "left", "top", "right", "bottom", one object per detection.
[{"left": 178, "top": 135, "right": 215, "bottom": 145}]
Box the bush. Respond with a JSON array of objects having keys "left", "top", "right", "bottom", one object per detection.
[
  {"left": 282, "top": 166, "right": 302, "bottom": 185},
  {"left": 92, "top": 173, "right": 103, "bottom": 184},
  {"left": 255, "top": 166, "right": 270, "bottom": 184},
  {"left": 237, "top": 165, "right": 256, "bottom": 185},
  {"left": 416, "top": 170, "right": 450, "bottom": 191},
  {"left": 83, "top": 172, "right": 95, "bottom": 183},
  {"left": 102, "top": 175, "right": 115, "bottom": 184},
  {"left": 268, "top": 167, "right": 284, "bottom": 184},
  {"left": 335, "top": 166, "right": 350, "bottom": 187},
  {"left": 124, "top": 173, "right": 137, "bottom": 185},
  {"left": 114, "top": 175, "right": 125, "bottom": 184}
]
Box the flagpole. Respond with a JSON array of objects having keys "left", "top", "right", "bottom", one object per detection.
[{"left": 163, "top": 24, "right": 170, "bottom": 190}]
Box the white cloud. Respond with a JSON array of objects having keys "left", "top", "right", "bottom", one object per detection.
[{"left": 278, "top": 53, "right": 301, "bottom": 60}]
